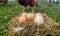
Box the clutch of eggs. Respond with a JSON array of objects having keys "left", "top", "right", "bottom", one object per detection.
[{"left": 18, "top": 12, "right": 44, "bottom": 26}]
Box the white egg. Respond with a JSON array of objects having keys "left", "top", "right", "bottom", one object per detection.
[{"left": 34, "top": 16, "right": 44, "bottom": 26}]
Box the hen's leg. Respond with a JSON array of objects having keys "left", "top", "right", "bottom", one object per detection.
[
  {"left": 23, "top": 7, "right": 27, "bottom": 12},
  {"left": 31, "top": 6, "right": 34, "bottom": 13}
]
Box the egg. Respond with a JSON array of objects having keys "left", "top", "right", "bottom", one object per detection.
[
  {"left": 22, "top": 12, "right": 27, "bottom": 17},
  {"left": 27, "top": 13, "right": 35, "bottom": 21},
  {"left": 36, "top": 13, "right": 42, "bottom": 17},
  {"left": 34, "top": 16, "right": 44, "bottom": 26},
  {"left": 18, "top": 16, "right": 26, "bottom": 24}
]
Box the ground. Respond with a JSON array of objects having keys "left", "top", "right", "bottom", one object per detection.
[{"left": 0, "top": 2, "right": 60, "bottom": 36}]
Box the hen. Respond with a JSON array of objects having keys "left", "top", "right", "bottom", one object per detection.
[{"left": 18, "top": 0, "right": 37, "bottom": 12}]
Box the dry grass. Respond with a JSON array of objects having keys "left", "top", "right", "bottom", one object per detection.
[{"left": 8, "top": 13, "right": 60, "bottom": 36}]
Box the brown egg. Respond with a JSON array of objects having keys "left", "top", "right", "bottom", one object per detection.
[
  {"left": 18, "top": 16, "right": 26, "bottom": 24},
  {"left": 36, "top": 13, "right": 42, "bottom": 17},
  {"left": 22, "top": 12, "right": 27, "bottom": 17},
  {"left": 27, "top": 13, "right": 35, "bottom": 21}
]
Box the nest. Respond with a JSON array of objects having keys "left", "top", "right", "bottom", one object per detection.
[{"left": 8, "top": 13, "right": 60, "bottom": 36}]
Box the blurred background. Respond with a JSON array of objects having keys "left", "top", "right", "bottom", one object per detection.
[{"left": 0, "top": 0, "right": 60, "bottom": 36}]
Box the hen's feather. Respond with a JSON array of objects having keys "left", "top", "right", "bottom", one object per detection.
[{"left": 18, "top": 0, "right": 37, "bottom": 7}]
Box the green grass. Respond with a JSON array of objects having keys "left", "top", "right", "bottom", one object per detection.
[{"left": 0, "top": 2, "right": 60, "bottom": 36}]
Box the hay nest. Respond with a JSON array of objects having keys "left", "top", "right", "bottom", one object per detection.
[{"left": 8, "top": 13, "right": 59, "bottom": 36}]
